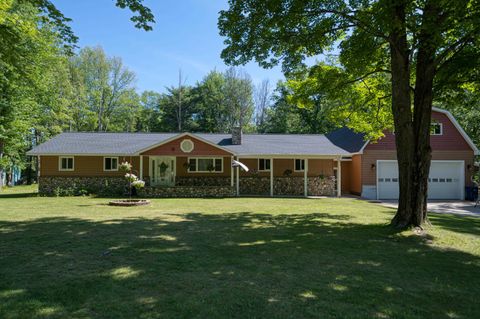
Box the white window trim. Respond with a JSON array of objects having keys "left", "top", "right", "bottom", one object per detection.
[
  {"left": 294, "top": 158, "right": 305, "bottom": 172},
  {"left": 258, "top": 158, "right": 271, "bottom": 171},
  {"left": 187, "top": 157, "right": 224, "bottom": 173},
  {"left": 431, "top": 122, "right": 443, "bottom": 135},
  {"left": 103, "top": 157, "right": 119, "bottom": 171},
  {"left": 58, "top": 156, "right": 74, "bottom": 171}
]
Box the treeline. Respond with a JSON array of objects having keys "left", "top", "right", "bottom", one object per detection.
[{"left": 49, "top": 46, "right": 337, "bottom": 136}]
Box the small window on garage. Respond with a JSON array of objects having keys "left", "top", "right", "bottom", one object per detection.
[
  {"left": 104, "top": 157, "right": 118, "bottom": 171},
  {"left": 430, "top": 122, "right": 443, "bottom": 135},
  {"left": 59, "top": 157, "right": 74, "bottom": 171}
]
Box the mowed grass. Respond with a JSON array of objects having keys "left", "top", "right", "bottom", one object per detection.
[{"left": 0, "top": 186, "right": 479, "bottom": 319}]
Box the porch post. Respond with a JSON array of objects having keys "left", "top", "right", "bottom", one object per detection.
[
  {"left": 304, "top": 158, "right": 308, "bottom": 197},
  {"left": 230, "top": 156, "right": 234, "bottom": 187},
  {"left": 236, "top": 157, "right": 240, "bottom": 196},
  {"left": 139, "top": 155, "right": 143, "bottom": 180},
  {"left": 37, "top": 156, "right": 41, "bottom": 179},
  {"left": 337, "top": 157, "right": 342, "bottom": 197},
  {"left": 270, "top": 157, "right": 274, "bottom": 197}
]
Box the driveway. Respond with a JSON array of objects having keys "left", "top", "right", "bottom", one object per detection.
[{"left": 374, "top": 200, "right": 480, "bottom": 217}]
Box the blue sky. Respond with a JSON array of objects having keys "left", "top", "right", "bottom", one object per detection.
[{"left": 54, "top": 0, "right": 286, "bottom": 93}]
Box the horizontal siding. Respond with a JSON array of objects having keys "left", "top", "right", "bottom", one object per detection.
[
  {"left": 362, "top": 150, "right": 475, "bottom": 186},
  {"left": 351, "top": 155, "right": 362, "bottom": 194},
  {"left": 41, "top": 156, "right": 141, "bottom": 177},
  {"left": 141, "top": 135, "right": 232, "bottom": 156},
  {"left": 430, "top": 112, "right": 471, "bottom": 150},
  {"left": 238, "top": 158, "right": 334, "bottom": 177},
  {"left": 365, "top": 111, "right": 473, "bottom": 152}
]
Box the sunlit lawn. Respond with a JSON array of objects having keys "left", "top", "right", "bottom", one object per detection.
[{"left": 0, "top": 185, "right": 479, "bottom": 319}]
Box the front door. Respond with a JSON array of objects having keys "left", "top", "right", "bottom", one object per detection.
[{"left": 150, "top": 156, "right": 176, "bottom": 186}]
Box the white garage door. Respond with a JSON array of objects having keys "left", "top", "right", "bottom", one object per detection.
[{"left": 377, "top": 161, "right": 464, "bottom": 200}]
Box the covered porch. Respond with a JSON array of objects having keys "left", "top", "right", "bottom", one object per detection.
[
  {"left": 234, "top": 156, "right": 343, "bottom": 197},
  {"left": 137, "top": 155, "right": 343, "bottom": 198}
]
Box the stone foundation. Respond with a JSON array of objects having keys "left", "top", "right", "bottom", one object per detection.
[
  {"left": 38, "top": 175, "right": 335, "bottom": 197},
  {"left": 139, "top": 186, "right": 235, "bottom": 198},
  {"left": 239, "top": 177, "right": 270, "bottom": 195},
  {"left": 239, "top": 176, "right": 336, "bottom": 196},
  {"left": 39, "top": 176, "right": 127, "bottom": 196},
  {"left": 274, "top": 177, "right": 304, "bottom": 196},
  {"left": 307, "top": 176, "right": 336, "bottom": 196},
  {"left": 175, "top": 176, "right": 231, "bottom": 186}
]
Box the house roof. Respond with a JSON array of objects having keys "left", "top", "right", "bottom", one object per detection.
[
  {"left": 27, "top": 132, "right": 351, "bottom": 157},
  {"left": 27, "top": 107, "right": 478, "bottom": 157},
  {"left": 326, "top": 127, "right": 368, "bottom": 153},
  {"left": 27, "top": 133, "right": 179, "bottom": 156}
]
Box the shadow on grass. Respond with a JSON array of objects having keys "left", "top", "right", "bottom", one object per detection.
[
  {"left": 0, "top": 212, "right": 479, "bottom": 319},
  {"left": 0, "top": 192, "right": 38, "bottom": 199},
  {"left": 429, "top": 213, "right": 480, "bottom": 236}
]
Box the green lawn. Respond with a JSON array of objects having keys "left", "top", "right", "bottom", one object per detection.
[{"left": 0, "top": 186, "right": 479, "bottom": 319}]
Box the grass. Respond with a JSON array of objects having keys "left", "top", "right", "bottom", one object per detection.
[{"left": 0, "top": 185, "right": 479, "bottom": 319}]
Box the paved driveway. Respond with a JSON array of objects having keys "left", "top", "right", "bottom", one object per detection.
[{"left": 375, "top": 200, "right": 480, "bottom": 217}]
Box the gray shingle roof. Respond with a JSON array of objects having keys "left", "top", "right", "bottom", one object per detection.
[
  {"left": 27, "top": 133, "right": 178, "bottom": 156},
  {"left": 326, "top": 127, "right": 368, "bottom": 153},
  {"left": 27, "top": 132, "right": 352, "bottom": 156}
]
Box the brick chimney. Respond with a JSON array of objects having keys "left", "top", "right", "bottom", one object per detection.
[{"left": 231, "top": 127, "right": 242, "bottom": 145}]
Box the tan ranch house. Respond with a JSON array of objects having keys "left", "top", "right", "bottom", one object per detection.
[{"left": 28, "top": 107, "right": 478, "bottom": 199}]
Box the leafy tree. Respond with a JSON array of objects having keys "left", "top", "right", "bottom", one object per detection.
[
  {"left": 0, "top": 0, "right": 152, "bottom": 188},
  {"left": 286, "top": 63, "right": 392, "bottom": 139},
  {"left": 192, "top": 71, "right": 229, "bottom": 133},
  {"left": 262, "top": 81, "right": 337, "bottom": 134},
  {"left": 254, "top": 79, "right": 271, "bottom": 130},
  {"left": 224, "top": 67, "right": 254, "bottom": 132},
  {"left": 0, "top": 0, "right": 71, "bottom": 188},
  {"left": 219, "top": 0, "right": 480, "bottom": 228},
  {"left": 437, "top": 85, "right": 480, "bottom": 148},
  {"left": 136, "top": 91, "right": 163, "bottom": 132},
  {"left": 69, "top": 46, "right": 138, "bottom": 132},
  {"left": 157, "top": 86, "right": 197, "bottom": 132}
]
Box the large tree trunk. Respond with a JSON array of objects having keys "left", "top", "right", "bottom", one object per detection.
[
  {"left": 390, "top": 0, "right": 440, "bottom": 228},
  {"left": 389, "top": 2, "right": 416, "bottom": 228}
]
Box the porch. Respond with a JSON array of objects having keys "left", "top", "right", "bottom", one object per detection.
[{"left": 140, "top": 155, "right": 343, "bottom": 197}]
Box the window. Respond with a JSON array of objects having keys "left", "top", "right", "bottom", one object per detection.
[
  {"left": 258, "top": 159, "right": 271, "bottom": 171},
  {"left": 180, "top": 139, "right": 194, "bottom": 153},
  {"left": 104, "top": 157, "right": 118, "bottom": 171},
  {"left": 59, "top": 157, "right": 74, "bottom": 171},
  {"left": 294, "top": 159, "right": 305, "bottom": 171},
  {"left": 188, "top": 158, "right": 223, "bottom": 173},
  {"left": 430, "top": 122, "right": 443, "bottom": 135}
]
